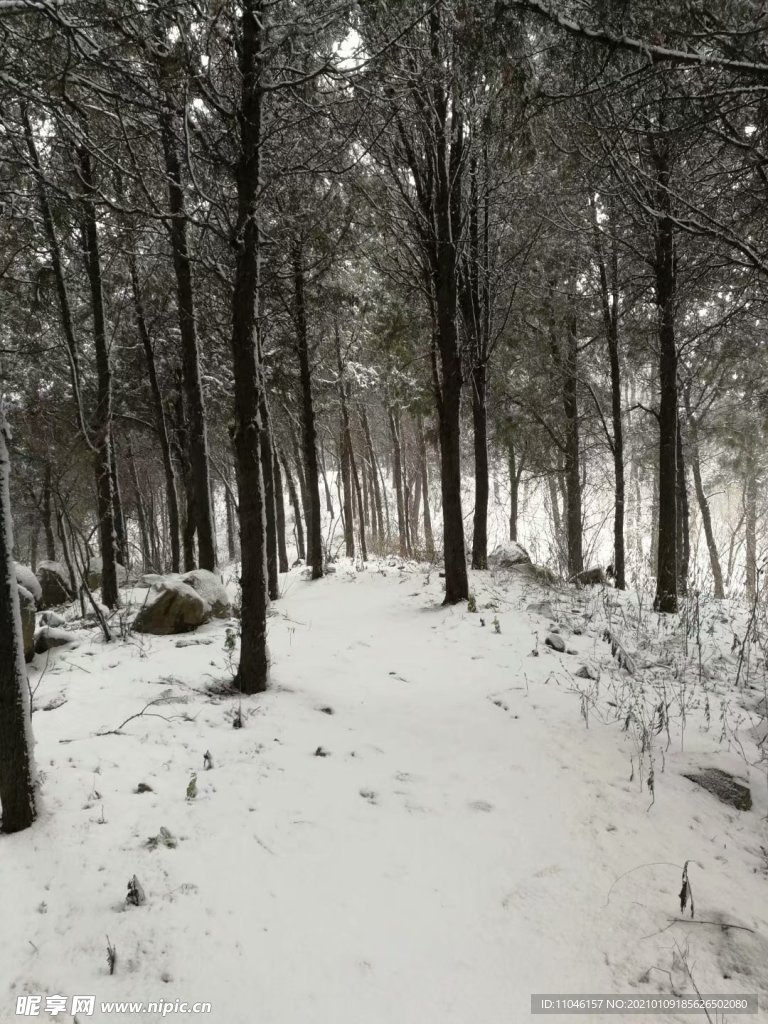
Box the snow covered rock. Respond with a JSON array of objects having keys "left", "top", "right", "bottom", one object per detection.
[
  {"left": 34, "top": 625, "right": 75, "bottom": 654},
  {"left": 14, "top": 563, "right": 42, "bottom": 608},
  {"left": 488, "top": 543, "right": 531, "bottom": 569},
  {"left": 133, "top": 580, "right": 211, "bottom": 635},
  {"left": 683, "top": 767, "right": 752, "bottom": 812},
  {"left": 18, "top": 585, "right": 36, "bottom": 662},
  {"left": 40, "top": 610, "right": 65, "bottom": 627},
  {"left": 181, "top": 569, "right": 231, "bottom": 619},
  {"left": 86, "top": 556, "right": 127, "bottom": 590},
  {"left": 36, "top": 561, "right": 74, "bottom": 608}
]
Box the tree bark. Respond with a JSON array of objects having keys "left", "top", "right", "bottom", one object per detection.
[
  {"left": 292, "top": 238, "right": 323, "bottom": 579},
  {"left": 652, "top": 142, "right": 679, "bottom": 614},
  {"left": 685, "top": 400, "right": 724, "bottom": 598},
  {"left": 78, "top": 144, "right": 119, "bottom": 609},
  {"left": 281, "top": 450, "right": 305, "bottom": 562},
  {"left": 128, "top": 254, "right": 181, "bottom": 572},
  {"left": 229, "top": 0, "right": 269, "bottom": 693},
  {"left": 272, "top": 450, "right": 289, "bottom": 574},
  {"left": 0, "top": 415, "right": 36, "bottom": 834},
  {"left": 389, "top": 407, "right": 407, "bottom": 557},
  {"left": 161, "top": 106, "right": 215, "bottom": 571},
  {"left": 676, "top": 420, "right": 690, "bottom": 597},
  {"left": 42, "top": 461, "right": 55, "bottom": 561},
  {"left": 745, "top": 445, "right": 758, "bottom": 602}
]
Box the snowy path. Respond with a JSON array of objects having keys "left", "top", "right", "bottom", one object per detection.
[{"left": 3, "top": 564, "right": 768, "bottom": 1023}]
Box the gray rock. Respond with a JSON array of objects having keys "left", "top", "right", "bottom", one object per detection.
[
  {"left": 36, "top": 561, "right": 74, "bottom": 608},
  {"left": 34, "top": 625, "right": 75, "bottom": 654},
  {"left": 15, "top": 563, "right": 42, "bottom": 607},
  {"left": 683, "top": 767, "right": 752, "bottom": 811},
  {"left": 575, "top": 662, "right": 599, "bottom": 680},
  {"left": 181, "top": 569, "right": 231, "bottom": 619},
  {"left": 40, "top": 610, "right": 66, "bottom": 627},
  {"left": 575, "top": 566, "right": 607, "bottom": 586},
  {"left": 18, "top": 585, "right": 36, "bottom": 662},
  {"left": 86, "top": 557, "right": 127, "bottom": 590},
  {"left": 545, "top": 633, "right": 566, "bottom": 652},
  {"left": 133, "top": 581, "right": 210, "bottom": 635},
  {"left": 489, "top": 543, "right": 531, "bottom": 569}
]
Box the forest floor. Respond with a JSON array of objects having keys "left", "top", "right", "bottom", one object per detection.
[{"left": 3, "top": 561, "right": 768, "bottom": 1024}]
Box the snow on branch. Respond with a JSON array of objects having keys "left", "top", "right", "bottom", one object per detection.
[{"left": 506, "top": 0, "right": 768, "bottom": 83}]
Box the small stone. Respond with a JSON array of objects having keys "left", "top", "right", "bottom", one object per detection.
[
  {"left": 545, "top": 634, "right": 566, "bottom": 652},
  {"left": 575, "top": 663, "right": 599, "bottom": 680}
]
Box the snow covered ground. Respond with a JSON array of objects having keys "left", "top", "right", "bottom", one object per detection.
[{"left": 3, "top": 562, "right": 768, "bottom": 1023}]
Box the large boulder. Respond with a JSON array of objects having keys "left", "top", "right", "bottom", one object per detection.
[
  {"left": 181, "top": 569, "right": 231, "bottom": 619},
  {"left": 18, "top": 585, "right": 36, "bottom": 662},
  {"left": 488, "top": 543, "right": 531, "bottom": 569},
  {"left": 133, "top": 580, "right": 211, "bottom": 635},
  {"left": 36, "top": 561, "right": 74, "bottom": 609},
  {"left": 15, "top": 563, "right": 42, "bottom": 608},
  {"left": 86, "top": 556, "right": 127, "bottom": 591}
]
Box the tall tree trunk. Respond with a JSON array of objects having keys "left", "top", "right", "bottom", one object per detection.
[
  {"left": 745, "top": 446, "right": 758, "bottom": 602},
  {"left": 225, "top": 467, "right": 238, "bottom": 564},
  {"left": 229, "top": 0, "right": 269, "bottom": 693},
  {"left": 591, "top": 198, "right": 625, "bottom": 588},
  {"left": 259, "top": 391, "right": 279, "bottom": 600},
  {"left": 0, "top": 416, "right": 36, "bottom": 834},
  {"left": 360, "top": 407, "right": 385, "bottom": 550},
  {"left": 416, "top": 415, "right": 434, "bottom": 559},
  {"left": 161, "top": 106, "right": 215, "bottom": 571},
  {"left": 685, "top": 401, "right": 724, "bottom": 598},
  {"left": 470, "top": 361, "right": 489, "bottom": 570},
  {"left": 128, "top": 254, "right": 181, "bottom": 572},
  {"left": 652, "top": 142, "right": 679, "bottom": 614},
  {"left": 339, "top": 432, "right": 355, "bottom": 558},
  {"left": 272, "top": 450, "right": 289, "bottom": 574},
  {"left": 42, "top": 461, "right": 55, "bottom": 561},
  {"left": 676, "top": 421, "right": 690, "bottom": 597},
  {"left": 78, "top": 144, "right": 119, "bottom": 609},
  {"left": 110, "top": 432, "right": 128, "bottom": 569},
  {"left": 127, "top": 436, "right": 151, "bottom": 571},
  {"left": 389, "top": 407, "right": 407, "bottom": 556},
  {"left": 508, "top": 441, "right": 522, "bottom": 543},
  {"left": 292, "top": 238, "right": 323, "bottom": 579},
  {"left": 281, "top": 451, "right": 305, "bottom": 562}
]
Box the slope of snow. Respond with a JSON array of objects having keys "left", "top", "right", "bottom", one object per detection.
[{"left": 2, "top": 564, "right": 767, "bottom": 1023}]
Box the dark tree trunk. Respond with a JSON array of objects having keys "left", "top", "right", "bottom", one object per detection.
[
  {"left": 229, "top": 0, "right": 269, "bottom": 693},
  {"left": 110, "top": 432, "right": 128, "bottom": 570},
  {"left": 272, "top": 450, "right": 289, "bottom": 574},
  {"left": 128, "top": 255, "right": 181, "bottom": 572},
  {"left": 745, "top": 446, "right": 758, "bottom": 602},
  {"left": 127, "top": 436, "right": 151, "bottom": 571},
  {"left": 470, "top": 361, "right": 489, "bottom": 570},
  {"left": 360, "top": 407, "right": 385, "bottom": 550},
  {"left": 508, "top": 442, "right": 521, "bottom": 543},
  {"left": 225, "top": 468, "right": 238, "bottom": 564},
  {"left": 79, "top": 145, "right": 119, "bottom": 609},
  {"left": 161, "top": 106, "right": 215, "bottom": 571},
  {"left": 281, "top": 451, "right": 306, "bottom": 562},
  {"left": 652, "top": 142, "right": 679, "bottom": 614},
  {"left": 339, "top": 432, "right": 355, "bottom": 558},
  {"left": 389, "top": 408, "right": 407, "bottom": 556},
  {"left": 292, "top": 238, "right": 323, "bottom": 579},
  {"left": 417, "top": 415, "right": 434, "bottom": 559},
  {"left": 685, "top": 401, "right": 724, "bottom": 598},
  {"left": 55, "top": 506, "right": 77, "bottom": 596},
  {"left": 259, "top": 392, "right": 279, "bottom": 601},
  {"left": 0, "top": 418, "right": 36, "bottom": 834},
  {"left": 676, "top": 421, "right": 690, "bottom": 597},
  {"left": 592, "top": 198, "right": 625, "bottom": 589},
  {"left": 42, "top": 461, "right": 55, "bottom": 561}
]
